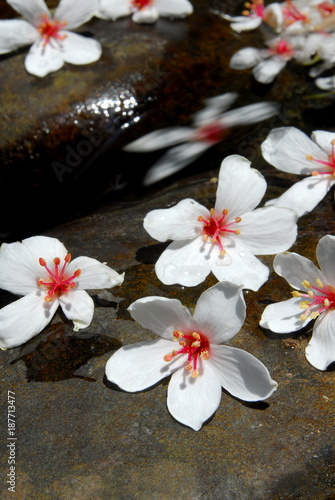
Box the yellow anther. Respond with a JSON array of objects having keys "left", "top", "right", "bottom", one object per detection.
[
  {"left": 299, "top": 301, "right": 309, "bottom": 309},
  {"left": 306, "top": 154, "right": 314, "bottom": 160},
  {"left": 192, "top": 332, "right": 201, "bottom": 340},
  {"left": 331, "top": 139, "right": 335, "bottom": 146},
  {"left": 302, "top": 280, "right": 311, "bottom": 288},
  {"left": 191, "top": 369, "right": 199, "bottom": 378},
  {"left": 220, "top": 249, "right": 226, "bottom": 256},
  {"left": 198, "top": 216, "right": 204, "bottom": 221},
  {"left": 310, "top": 311, "right": 319, "bottom": 319},
  {"left": 173, "top": 330, "right": 183, "bottom": 339},
  {"left": 200, "top": 350, "right": 210, "bottom": 360},
  {"left": 300, "top": 313, "right": 308, "bottom": 321},
  {"left": 324, "top": 298, "right": 330, "bottom": 307},
  {"left": 185, "top": 363, "right": 192, "bottom": 371},
  {"left": 235, "top": 217, "right": 242, "bottom": 223},
  {"left": 235, "top": 230, "right": 240, "bottom": 235},
  {"left": 164, "top": 353, "right": 173, "bottom": 362},
  {"left": 312, "top": 170, "right": 320, "bottom": 176},
  {"left": 222, "top": 209, "right": 229, "bottom": 216},
  {"left": 315, "top": 279, "right": 323, "bottom": 288},
  {"left": 210, "top": 208, "right": 215, "bottom": 215},
  {"left": 307, "top": 290, "right": 314, "bottom": 298},
  {"left": 292, "top": 290, "right": 301, "bottom": 297},
  {"left": 191, "top": 341, "right": 201, "bottom": 348}
]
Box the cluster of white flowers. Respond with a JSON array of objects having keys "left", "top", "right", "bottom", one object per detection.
[
  {"left": 221, "top": 0, "right": 335, "bottom": 87},
  {"left": 0, "top": 0, "right": 193, "bottom": 77},
  {"left": 1, "top": 0, "right": 334, "bottom": 432}
]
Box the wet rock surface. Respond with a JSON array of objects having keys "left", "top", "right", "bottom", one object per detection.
[{"left": 1, "top": 0, "right": 335, "bottom": 499}]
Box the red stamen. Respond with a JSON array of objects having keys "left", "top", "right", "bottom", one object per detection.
[
  {"left": 293, "top": 279, "right": 335, "bottom": 321},
  {"left": 38, "top": 254, "right": 81, "bottom": 302},
  {"left": 164, "top": 331, "right": 210, "bottom": 378},
  {"left": 198, "top": 208, "right": 241, "bottom": 255},
  {"left": 307, "top": 139, "right": 335, "bottom": 176},
  {"left": 196, "top": 122, "right": 227, "bottom": 143},
  {"left": 283, "top": 0, "right": 308, "bottom": 24},
  {"left": 37, "top": 14, "right": 67, "bottom": 46},
  {"left": 131, "top": 0, "right": 154, "bottom": 10}
]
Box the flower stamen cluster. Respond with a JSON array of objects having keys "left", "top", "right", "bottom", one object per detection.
[
  {"left": 292, "top": 278, "right": 335, "bottom": 321},
  {"left": 164, "top": 330, "right": 210, "bottom": 378},
  {"left": 131, "top": 0, "right": 154, "bottom": 10},
  {"left": 38, "top": 253, "right": 81, "bottom": 302},
  {"left": 198, "top": 209, "right": 242, "bottom": 255},
  {"left": 195, "top": 122, "right": 227, "bottom": 143},
  {"left": 242, "top": 0, "right": 266, "bottom": 18},
  {"left": 307, "top": 138, "right": 335, "bottom": 176},
  {"left": 37, "top": 14, "right": 67, "bottom": 46}
]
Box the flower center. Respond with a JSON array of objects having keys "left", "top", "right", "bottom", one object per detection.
[
  {"left": 268, "top": 39, "right": 295, "bottom": 57},
  {"left": 38, "top": 254, "right": 81, "bottom": 302},
  {"left": 317, "top": 1, "right": 335, "bottom": 16},
  {"left": 292, "top": 278, "right": 335, "bottom": 321},
  {"left": 131, "top": 0, "right": 154, "bottom": 10},
  {"left": 164, "top": 331, "right": 210, "bottom": 378},
  {"left": 307, "top": 139, "right": 335, "bottom": 176},
  {"left": 242, "top": 0, "right": 265, "bottom": 18},
  {"left": 195, "top": 122, "right": 227, "bottom": 144},
  {"left": 282, "top": 0, "right": 308, "bottom": 25},
  {"left": 37, "top": 14, "right": 67, "bottom": 46},
  {"left": 198, "top": 209, "right": 242, "bottom": 255}
]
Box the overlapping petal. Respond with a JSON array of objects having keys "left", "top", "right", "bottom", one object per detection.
[
  {"left": 0, "top": 20, "right": 38, "bottom": 54},
  {"left": 96, "top": 0, "right": 133, "bottom": 20},
  {"left": 273, "top": 251, "right": 323, "bottom": 290},
  {"left": 59, "top": 289, "right": 94, "bottom": 331},
  {"left": 55, "top": 0, "right": 98, "bottom": 30},
  {"left": 132, "top": 6, "right": 159, "bottom": 24},
  {"left": 252, "top": 56, "right": 287, "bottom": 84},
  {"left": 25, "top": 39, "right": 66, "bottom": 77},
  {"left": 69, "top": 256, "right": 124, "bottom": 290},
  {"left": 156, "top": 0, "right": 193, "bottom": 18},
  {"left": 7, "top": 0, "right": 50, "bottom": 25},
  {"left": 260, "top": 296, "right": 310, "bottom": 332},
  {"left": 316, "top": 234, "right": 335, "bottom": 284},
  {"left": 57, "top": 32, "right": 102, "bottom": 65}
]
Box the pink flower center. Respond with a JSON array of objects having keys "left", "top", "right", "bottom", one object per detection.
[
  {"left": 198, "top": 208, "right": 242, "bottom": 255},
  {"left": 242, "top": 0, "right": 265, "bottom": 18},
  {"left": 268, "top": 39, "right": 295, "bottom": 58},
  {"left": 317, "top": 1, "right": 335, "bottom": 16},
  {"left": 282, "top": 0, "right": 308, "bottom": 24},
  {"left": 307, "top": 139, "right": 335, "bottom": 176},
  {"left": 292, "top": 278, "right": 335, "bottom": 321},
  {"left": 38, "top": 254, "right": 81, "bottom": 302},
  {"left": 37, "top": 14, "right": 67, "bottom": 46},
  {"left": 164, "top": 331, "right": 210, "bottom": 378},
  {"left": 195, "top": 122, "right": 228, "bottom": 144},
  {"left": 131, "top": 0, "right": 154, "bottom": 10}
]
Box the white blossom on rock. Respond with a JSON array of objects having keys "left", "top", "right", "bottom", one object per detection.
[
  {"left": 260, "top": 234, "right": 335, "bottom": 370},
  {"left": 106, "top": 281, "right": 277, "bottom": 431},
  {"left": 96, "top": 0, "right": 193, "bottom": 24},
  {"left": 0, "top": 236, "right": 124, "bottom": 348},
  {"left": 261, "top": 126, "right": 335, "bottom": 217},
  {"left": 0, "top": 0, "right": 101, "bottom": 77},
  {"left": 143, "top": 154, "right": 298, "bottom": 290}
]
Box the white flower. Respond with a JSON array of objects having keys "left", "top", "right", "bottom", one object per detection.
[
  {"left": 0, "top": 236, "right": 124, "bottom": 348},
  {"left": 124, "top": 93, "right": 277, "bottom": 185},
  {"left": 96, "top": 0, "right": 193, "bottom": 24},
  {"left": 0, "top": 0, "right": 101, "bottom": 77},
  {"left": 261, "top": 126, "right": 335, "bottom": 217},
  {"left": 230, "top": 36, "right": 303, "bottom": 84},
  {"left": 143, "top": 154, "right": 298, "bottom": 290},
  {"left": 315, "top": 74, "right": 335, "bottom": 90},
  {"left": 260, "top": 234, "right": 335, "bottom": 370},
  {"left": 218, "top": 0, "right": 284, "bottom": 33},
  {"left": 106, "top": 281, "right": 277, "bottom": 431}
]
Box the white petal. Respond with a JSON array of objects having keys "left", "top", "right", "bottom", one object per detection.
[
  {"left": 315, "top": 76, "right": 335, "bottom": 90},
  {"left": 155, "top": 0, "right": 193, "bottom": 17},
  {"left": 273, "top": 251, "right": 323, "bottom": 290},
  {"left": 143, "top": 198, "right": 208, "bottom": 242},
  {"left": 211, "top": 243, "right": 269, "bottom": 291},
  {"left": 311, "top": 130, "right": 335, "bottom": 156},
  {"left": 154, "top": 237, "right": 212, "bottom": 286},
  {"left": 211, "top": 345, "right": 277, "bottom": 401},
  {"left": 22, "top": 235, "right": 68, "bottom": 261},
  {"left": 259, "top": 297, "right": 310, "bottom": 333},
  {"left": 193, "top": 282, "right": 246, "bottom": 344},
  {"left": 265, "top": 175, "right": 334, "bottom": 218},
  {"left": 316, "top": 234, "right": 335, "bottom": 284},
  {"left": 193, "top": 92, "right": 238, "bottom": 126},
  {"left": 25, "top": 38, "right": 64, "bottom": 77},
  {"left": 143, "top": 142, "right": 211, "bottom": 186},
  {"left": 220, "top": 102, "right": 277, "bottom": 128},
  {"left": 59, "top": 289, "right": 94, "bottom": 331},
  {"left": 55, "top": 0, "right": 99, "bottom": 30},
  {"left": 67, "top": 256, "right": 124, "bottom": 290},
  {"left": 167, "top": 361, "right": 222, "bottom": 430},
  {"left": 230, "top": 47, "right": 263, "bottom": 69},
  {"left": 7, "top": 0, "right": 50, "bottom": 25},
  {"left": 261, "top": 127, "right": 326, "bottom": 174},
  {"left": 253, "top": 57, "right": 287, "bottom": 84},
  {"left": 0, "top": 20, "right": 38, "bottom": 54},
  {"left": 0, "top": 241, "right": 40, "bottom": 295},
  {"left": 237, "top": 206, "right": 297, "bottom": 255},
  {"left": 124, "top": 127, "right": 194, "bottom": 152},
  {"left": 214, "top": 155, "right": 267, "bottom": 218},
  {"left": 0, "top": 292, "right": 58, "bottom": 349},
  {"left": 228, "top": 16, "right": 262, "bottom": 32},
  {"left": 58, "top": 31, "right": 102, "bottom": 65},
  {"left": 128, "top": 296, "right": 195, "bottom": 339},
  {"left": 132, "top": 6, "right": 159, "bottom": 24},
  {"left": 96, "top": 0, "right": 132, "bottom": 20},
  {"left": 305, "top": 311, "right": 335, "bottom": 370},
  {"left": 105, "top": 339, "right": 185, "bottom": 391}
]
